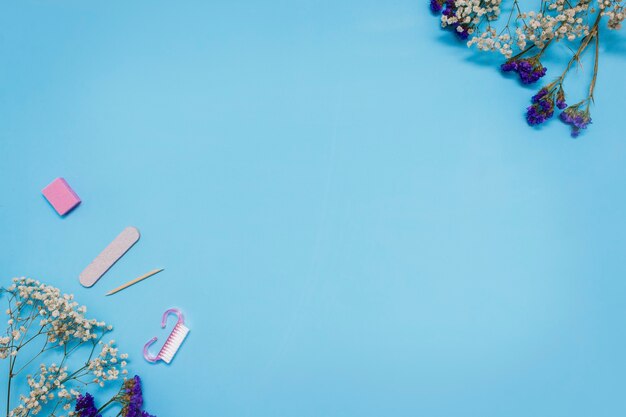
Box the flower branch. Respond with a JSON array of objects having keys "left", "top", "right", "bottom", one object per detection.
[
  {"left": 0, "top": 278, "right": 135, "bottom": 417},
  {"left": 430, "top": 0, "right": 619, "bottom": 136}
]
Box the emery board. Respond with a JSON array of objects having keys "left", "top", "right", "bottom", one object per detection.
[{"left": 79, "top": 226, "right": 140, "bottom": 287}]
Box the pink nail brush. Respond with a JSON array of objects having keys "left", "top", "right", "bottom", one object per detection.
[{"left": 143, "top": 308, "right": 190, "bottom": 364}]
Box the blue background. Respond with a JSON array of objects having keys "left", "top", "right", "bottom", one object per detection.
[{"left": 1, "top": 1, "right": 626, "bottom": 416}]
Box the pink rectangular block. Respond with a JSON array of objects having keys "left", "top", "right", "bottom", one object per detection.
[{"left": 42, "top": 178, "right": 81, "bottom": 216}]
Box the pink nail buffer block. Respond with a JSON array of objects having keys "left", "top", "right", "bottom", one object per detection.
[{"left": 42, "top": 178, "right": 81, "bottom": 216}]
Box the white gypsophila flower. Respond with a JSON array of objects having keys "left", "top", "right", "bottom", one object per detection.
[
  {"left": 467, "top": 27, "right": 514, "bottom": 57},
  {"left": 1, "top": 278, "right": 129, "bottom": 417},
  {"left": 442, "top": 0, "right": 503, "bottom": 29},
  {"left": 519, "top": 0, "right": 591, "bottom": 48},
  {"left": 429, "top": 0, "right": 622, "bottom": 136},
  {"left": 460, "top": 0, "right": 595, "bottom": 58},
  {"left": 601, "top": 0, "right": 626, "bottom": 28}
]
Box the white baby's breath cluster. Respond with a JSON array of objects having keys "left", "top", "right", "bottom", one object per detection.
[
  {"left": 11, "top": 364, "right": 73, "bottom": 417},
  {"left": 8, "top": 278, "right": 111, "bottom": 344},
  {"left": 601, "top": 0, "right": 626, "bottom": 28},
  {"left": 441, "top": 0, "right": 503, "bottom": 37},
  {"left": 88, "top": 340, "right": 129, "bottom": 386},
  {"left": 467, "top": 28, "right": 514, "bottom": 57},
  {"left": 437, "top": 0, "right": 621, "bottom": 58},
  {"left": 441, "top": 0, "right": 503, "bottom": 28},
  {"left": 519, "top": 0, "right": 591, "bottom": 48},
  {"left": 431, "top": 0, "right": 618, "bottom": 135},
  {"left": 0, "top": 335, "right": 11, "bottom": 359},
  {"left": 1, "top": 278, "right": 129, "bottom": 417}
]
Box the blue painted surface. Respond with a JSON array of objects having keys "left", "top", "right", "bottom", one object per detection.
[{"left": 1, "top": 1, "right": 626, "bottom": 416}]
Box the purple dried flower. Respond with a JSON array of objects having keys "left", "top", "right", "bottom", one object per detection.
[
  {"left": 442, "top": 0, "right": 455, "bottom": 16},
  {"left": 526, "top": 88, "right": 555, "bottom": 126},
  {"left": 501, "top": 61, "right": 517, "bottom": 72},
  {"left": 122, "top": 376, "right": 143, "bottom": 417},
  {"left": 74, "top": 376, "right": 155, "bottom": 417},
  {"left": 119, "top": 376, "right": 156, "bottom": 417},
  {"left": 501, "top": 57, "right": 547, "bottom": 84},
  {"left": 526, "top": 104, "right": 554, "bottom": 125},
  {"left": 518, "top": 59, "right": 546, "bottom": 84},
  {"left": 560, "top": 106, "right": 592, "bottom": 137},
  {"left": 531, "top": 88, "right": 549, "bottom": 103},
  {"left": 75, "top": 393, "right": 102, "bottom": 417},
  {"left": 556, "top": 88, "right": 567, "bottom": 109},
  {"left": 430, "top": 0, "right": 443, "bottom": 13}
]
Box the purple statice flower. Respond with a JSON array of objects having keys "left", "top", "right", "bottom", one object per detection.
[
  {"left": 120, "top": 376, "right": 156, "bottom": 417},
  {"left": 442, "top": 0, "right": 455, "bottom": 17},
  {"left": 560, "top": 106, "right": 592, "bottom": 137},
  {"left": 122, "top": 376, "right": 143, "bottom": 417},
  {"left": 75, "top": 393, "right": 102, "bottom": 417},
  {"left": 518, "top": 59, "right": 547, "bottom": 84},
  {"left": 501, "top": 61, "right": 518, "bottom": 72},
  {"left": 501, "top": 57, "right": 547, "bottom": 84},
  {"left": 430, "top": 0, "right": 443, "bottom": 13},
  {"left": 526, "top": 88, "right": 555, "bottom": 126},
  {"left": 531, "top": 88, "right": 549, "bottom": 103},
  {"left": 556, "top": 87, "right": 567, "bottom": 110}
]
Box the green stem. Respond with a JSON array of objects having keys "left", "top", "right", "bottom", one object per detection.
[
  {"left": 97, "top": 396, "right": 119, "bottom": 413},
  {"left": 552, "top": 13, "right": 600, "bottom": 88},
  {"left": 509, "top": 44, "right": 535, "bottom": 61},
  {"left": 6, "top": 351, "right": 15, "bottom": 417},
  {"left": 588, "top": 27, "right": 600, "bottom": 103}
]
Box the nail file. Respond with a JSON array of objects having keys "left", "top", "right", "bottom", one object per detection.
[{"left": 79, "top": 226, "right": 140, "bottom": 287}]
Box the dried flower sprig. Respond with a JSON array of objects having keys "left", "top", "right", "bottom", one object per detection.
[
  {"left": 74, "top": 376, "right": 155, "bottom": 417},
  {"left": 430, "top": 0, "right": 616, "bottom": 136},
  {"left": 0, "top": 278, "right": 129, "bottom": 417}
]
